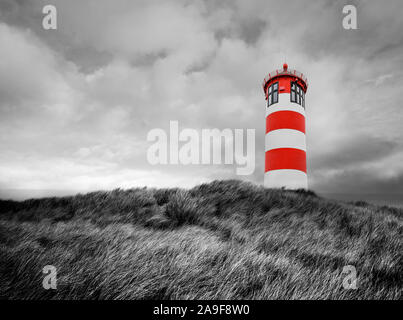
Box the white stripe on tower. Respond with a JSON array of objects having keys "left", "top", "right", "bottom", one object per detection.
[
  {"left": 264, "top": 169, "right": 308, "bottom": 189},
  {"left": 265, "top": 129, "right": 306, "bottom": 152}
]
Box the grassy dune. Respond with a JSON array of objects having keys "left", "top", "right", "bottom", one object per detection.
[{"left": 0, "top": 180, "right": 402, "bottom": 299}]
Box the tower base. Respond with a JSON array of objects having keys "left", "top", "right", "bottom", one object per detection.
[{"left": 264, "top": 169, "right": 307, "bottom": 189}]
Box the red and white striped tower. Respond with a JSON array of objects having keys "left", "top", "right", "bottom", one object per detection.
[{"left": 262, "top": 63, "right": 308, "bottom": 189}]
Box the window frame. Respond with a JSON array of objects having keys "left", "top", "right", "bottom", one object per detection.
[
  {"left": 267, "top": 81, "right": 279, "bottom": 107},
  {"left": 291, "top": 82, "right": 296, "bottom": 103},
  {"left": 290, "top": 81, "right": 305, "bottom": 109}
]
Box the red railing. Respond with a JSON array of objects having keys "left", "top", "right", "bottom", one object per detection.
[{"left": 262, "top": 68, "right": 308, "bottom": 89}]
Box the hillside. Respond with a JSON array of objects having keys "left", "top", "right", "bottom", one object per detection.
[{"left": 0, "top": 180, "right": 401, "bottom": 299}]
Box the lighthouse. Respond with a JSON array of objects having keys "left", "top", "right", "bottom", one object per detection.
[{"left": 262, "top": 63, "right": 308, "bottom": 189}]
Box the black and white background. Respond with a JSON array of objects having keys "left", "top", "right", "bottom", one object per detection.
[
  {"left": 0, "top": 0, "right": 402, "bottom": 303},
  {"left": 1, "top": 0, "right": 403, "bottom": 204}
]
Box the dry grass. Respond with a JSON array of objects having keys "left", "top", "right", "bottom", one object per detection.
[{"left": 0, "top": 180, "right": 402, "bottom": 299}]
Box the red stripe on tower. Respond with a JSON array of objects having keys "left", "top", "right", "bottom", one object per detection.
[
  {"left": 262, "top": 63, "right": 308, "bottom": 189},
  {"left": 266, "top": 111, "right": 305, "bottom": 133},
  {"left": 265, "top": 148, "right": 307, "bottom": 173}
]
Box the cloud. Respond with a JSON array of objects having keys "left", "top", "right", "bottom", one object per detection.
[{"left": 0, "top": 0, "right": 403, "bottom": 199}]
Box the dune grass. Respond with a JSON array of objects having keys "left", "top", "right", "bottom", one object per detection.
[{"left": 0, "top": 180, "right": 401, "bottom": 299}]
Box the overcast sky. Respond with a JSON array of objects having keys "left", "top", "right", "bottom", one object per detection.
[{"left": 1, "top": 0, "right": 403, "bottom": 200}]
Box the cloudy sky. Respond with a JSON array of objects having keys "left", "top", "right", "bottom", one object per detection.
[{"left": 1, "top": 0, "right": 403, "bottom": 201}]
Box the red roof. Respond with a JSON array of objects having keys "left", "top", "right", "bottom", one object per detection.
[{"left": 262, "top": 66, "right": 308, "bottom": 92}]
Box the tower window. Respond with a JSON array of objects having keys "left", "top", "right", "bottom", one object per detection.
[
  {"left": 291, "top": 81, "right": 305, "bottom": 108},
  {"left": 267, "top": 82, "right": 278, "bottom": 107}
]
